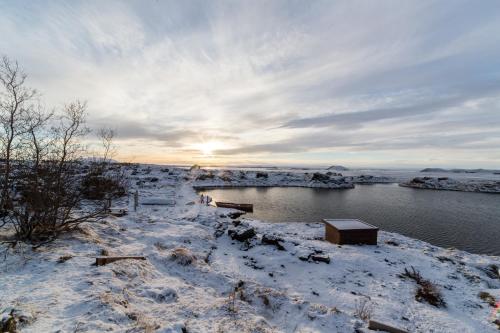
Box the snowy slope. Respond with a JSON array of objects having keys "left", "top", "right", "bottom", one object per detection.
[{"left": 1, "top": 165, "right": 500, "bottom": 332}]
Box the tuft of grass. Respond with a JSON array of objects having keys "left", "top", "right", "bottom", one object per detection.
[
  {"left": 227, "top": 280, "right": 246, "bottom": 313},
  {"left": 354, "top": 298, "right": 373, "bottom": 322},
  {"left": 478, "top": 291, "right": 496, "bottom": 307},
  {"left": 57, "top": 255, "right": 73, "bottom": 263},
  {"left": 402, "top": 266, "right": 446, "bottom": 308},
  {"left": 169, "top": 247, "right": 196, "bottom": 266}
]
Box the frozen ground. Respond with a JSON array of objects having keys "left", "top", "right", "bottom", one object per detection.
[{"left": 2, "top": 165, "right": 500, "bottom": 332}]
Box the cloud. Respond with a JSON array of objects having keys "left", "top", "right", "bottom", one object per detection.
[
  {"left": 281, "top": 81, "right": 500, "bottom": 129},
  {"left": 1, "top": 0, "right": 500, "bottom": 167}
]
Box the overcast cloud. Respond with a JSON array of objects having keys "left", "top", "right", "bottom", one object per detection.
[{"left": 1, "top": 0, "right": 499, "bottom": 167}]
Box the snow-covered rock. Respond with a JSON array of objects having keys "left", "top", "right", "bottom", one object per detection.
[
  {"left": 326, "top": 165, "right": 349, "bottom": 171},
  {"left": 401, "top": 176, "right": 500, "bottom": 193},
  {"left": 192, "top": 169, "right": 355, "bottom": 189}
]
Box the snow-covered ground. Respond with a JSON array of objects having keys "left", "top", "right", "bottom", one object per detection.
[
  {"left": 192, "top": 169, "right": 355, "bottom": 189},
  {"left": 401, "top": 177, "right": 500, "bottom": 193},
  {"left": 2, "top": 165, "right": 500, "bottom": 332},
  {"left": 192, "top": 169, "right": 397, "bottom": 190}
]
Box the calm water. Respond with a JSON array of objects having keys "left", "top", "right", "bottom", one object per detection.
[{"left": 201, "top": 184, "right": 500, "bottom": 256}]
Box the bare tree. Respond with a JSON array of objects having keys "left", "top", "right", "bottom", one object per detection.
[
  {"left": 0, "top": 56, "right": 125, "bottom": 245},
  {"left": 0, "top": 56, "right": 38, "bottom": 213},
  {"left": 98, "top": 127, "right": 116, "bottom": 163}
]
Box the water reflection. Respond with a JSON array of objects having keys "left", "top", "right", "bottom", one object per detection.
[{"left": 200, "top": 184, "right": 500, "bottom": 255}]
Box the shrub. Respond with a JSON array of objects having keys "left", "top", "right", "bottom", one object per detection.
[
  {"left": 189, "top": 164, "right": 201, "bottom": 171},
  {"left": 478, "top": 291, "right": 496, "bottom": 307},
  {"left": 402, "top": 266, "right": 446, "bottom": 307},
  {"left": 311, "top": 172, "right": 330, "bottom": 182},
  {"left": 354, "top": 298, "right": 373, "bottom": 322},
  {"left": 80, "top": 168, "right": 126, "bottom": 200},
  {"left": 170, "top": 247, "right": 196, "bottom": 266},
  {"left": 0, "top": 57, "right": 122, "bottom": 245},
  {"left": 256, "top": 172, "right": 268, "bottom": 179}
]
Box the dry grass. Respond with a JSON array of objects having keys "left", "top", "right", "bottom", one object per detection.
[
  {"left": 57, "top": 255, "right": 73, "bottom": 263},
  {"left": 478, "top": 291, "right": 496, "bottom": 307},
  {"left": 169, "top": 247, "right": 196, "bottom": 266},
  {"left": 227, "top": 280, "right": 246, "bottom": 313},
  {"left": 402, "top": 266, "right": 446, "bottom": 308},
  {"left": 354, "top": 298, "right": 373, "bottom": 322}
]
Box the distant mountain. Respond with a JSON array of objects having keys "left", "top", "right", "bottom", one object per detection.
[
  {"left": 326, "top": 165, "right": 349, "bottom": 171},
  {"left": 421, "top": 168, "right": 500, "bottom": 174},
  {"left": 420, "top": 168, "right": 447, "bottom": 173}
]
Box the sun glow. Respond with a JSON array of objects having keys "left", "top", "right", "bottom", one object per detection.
[{"left": 197, "top": 141, "right": 225, "bottom": 157}]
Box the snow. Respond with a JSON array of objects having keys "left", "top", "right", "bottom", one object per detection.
[
  {"left": 323, "top": 219, "right": 378, "bottom": 230},
  {"left": 401, "top": 177, "right": 500, "bottom": 193},
  {"left": 1, "top": 165, "right": 500, "bottom": 332},
  {"left": 192, "top": 169, "right": 355, "bottom": 189}
]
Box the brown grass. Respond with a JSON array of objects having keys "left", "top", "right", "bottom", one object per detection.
[
  {"left": 170, "top": 247, "right": 196, "bottom": 266},
  {"left": 402, "top": 266, "right": 446, "bottom": 307}
]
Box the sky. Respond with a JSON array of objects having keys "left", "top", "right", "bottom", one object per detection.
[{"left": 1, "top": 0, "right": 500, "bottom": 168}]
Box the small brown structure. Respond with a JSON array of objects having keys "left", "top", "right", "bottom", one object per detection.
[
  {"left": 323, "top": 219, "right": 378, "bottom": 245},
  {"left": 215, "top": 201, "right": 253, "bottom": 212}
]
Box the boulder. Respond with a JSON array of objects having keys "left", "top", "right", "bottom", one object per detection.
[
  {"left": 228, "top": 227, "right": 256, "bottom": 242},
  {"left": 261, "top": 234, "right": 286, "bottom": 251},
  {"left": 310, "top": 254, "right": 330, "bottom": 264}
]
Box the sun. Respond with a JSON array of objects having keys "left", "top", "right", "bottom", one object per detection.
[{"left": 198, "top": 141, "right": 223, "bottom": 157}]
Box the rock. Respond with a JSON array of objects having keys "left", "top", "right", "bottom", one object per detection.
[
  {"left": 311, "top": 172, "right": 330, "bottom": 182},
  {"left": 297, "top": 250, "right": 330, "bottom": 264},
  {"left": 261, "top": 234, "right": 286, "bottom": 251},
  {"left": 298, "top": 254, "right": 310, "bottom": 261},
  {"left": 310, "top": 254, "right": 330, "bottom": 264},
  {"left": 240, "top": 238, "right": 258, "bottom": 251},
  {"left": 0, "top": 313, "right": 16, "bottom": 333},
  {"left": 57, "top": 255, "right": 73, "bottom": 263},
  {"left": 480, "top": 264, "right": 500, "bottom": 279},
  {"left": 228, "top": 227, "right": 256, "bottom": 242},
  {"left": 228, "top": 211, "right": 246, "bottom": 219},
  {"left": 1, "top": 308, "right": 34, "bottom": 332},
  {"left": 436, "top": 256, "right": 455, "bottom": 264}
]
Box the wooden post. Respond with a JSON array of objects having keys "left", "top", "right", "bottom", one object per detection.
[
  {"left": 96, "top": 256, "right": 146, "bottom": 266},
  {"left": 368, "top": 320, "right": 409, "bottom": 333},
  {"left": 134, "top": 190, "right": 138, "bottom": 211},
  {"left": 103, "top": 196, "right": 111, "bottom": 212}
]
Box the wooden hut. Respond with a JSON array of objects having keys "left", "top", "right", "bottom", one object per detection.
[{"left": 323, "top": 219, "right": 378, "bottom": 245}]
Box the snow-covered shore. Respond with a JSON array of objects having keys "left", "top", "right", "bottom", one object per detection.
[
  {"left": 192, "top": 169, "right": 397, "bottom": 190},
  {"left": 401, "top": 176, "right": 500, "bottom": 193},
  {"left": 2, "top": 165, "right": 500, "bottom": 332}
]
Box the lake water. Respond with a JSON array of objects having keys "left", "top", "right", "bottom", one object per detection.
[{"left": 201, "top": 184, "right": 500, "bottom": 256}]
